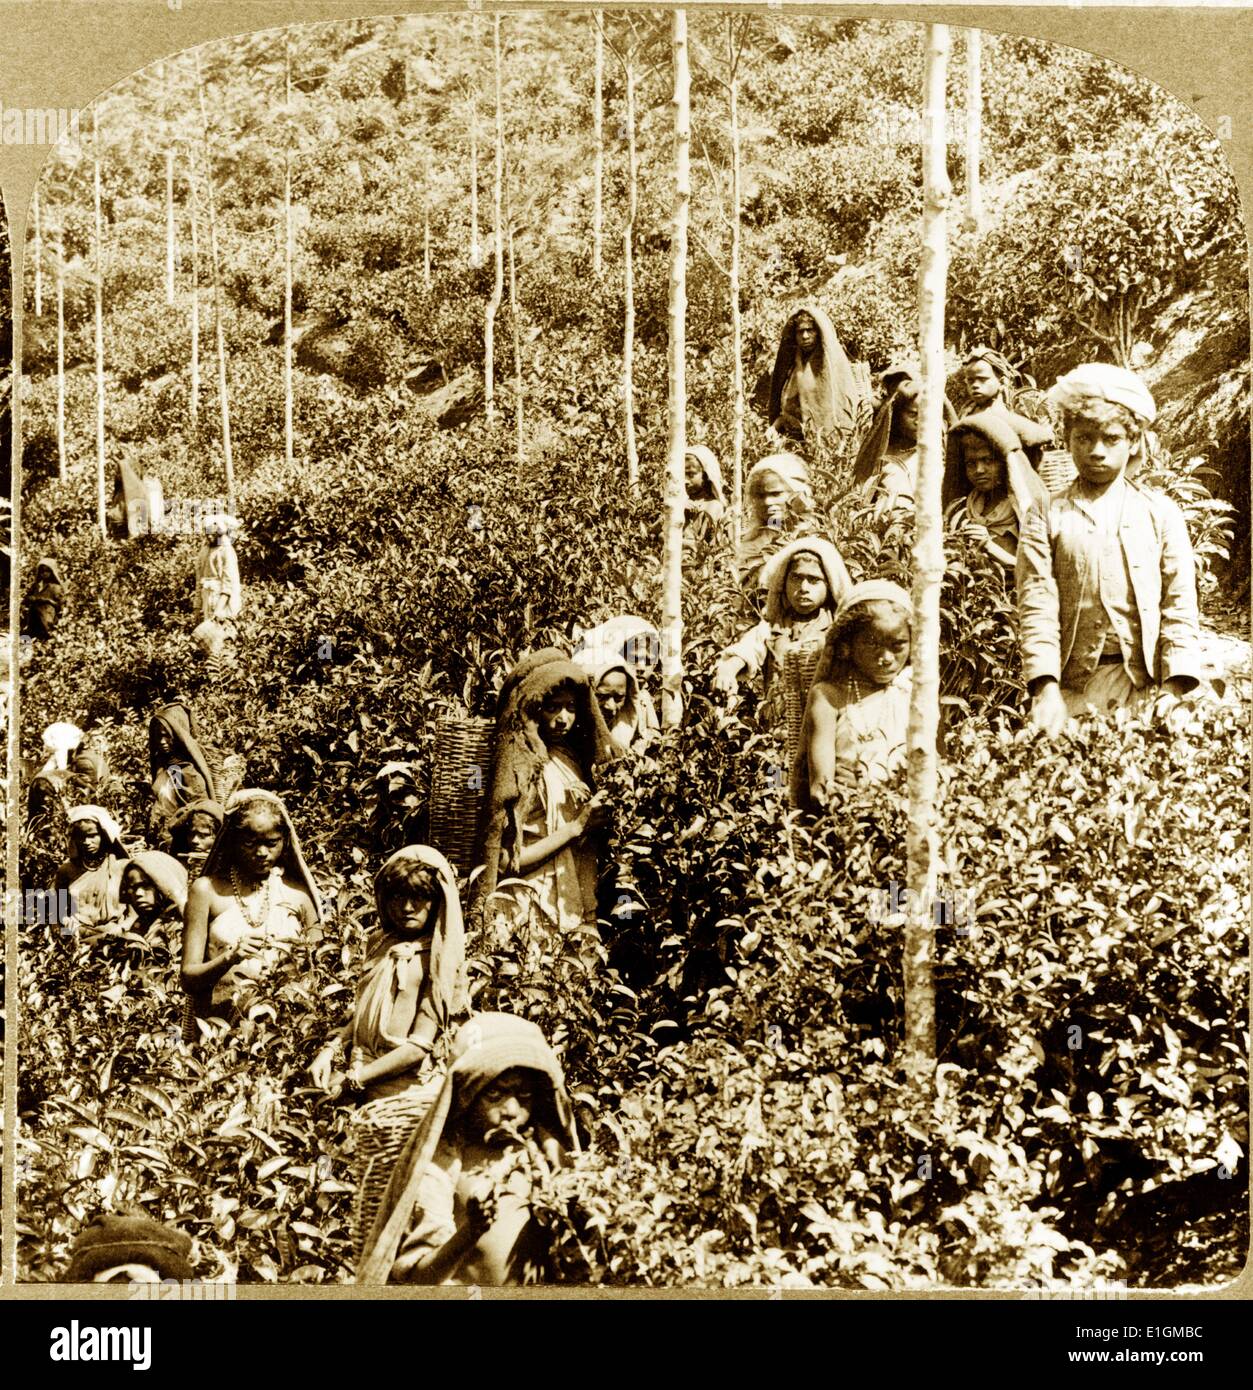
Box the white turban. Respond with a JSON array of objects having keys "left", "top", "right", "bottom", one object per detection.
[{"left": 1047, "top": 364, "right": 1156, "bottom": 424}]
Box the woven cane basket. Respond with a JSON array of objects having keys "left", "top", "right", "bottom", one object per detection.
[
  {"left": 428, "top": 716, "right": 496, "bottom": 878},
  {"left": 1038, "top": 448, "right": 1077, "bottom": 497},
  {"left": 781, "top": 643, "right": 824, "bottom": 772}
]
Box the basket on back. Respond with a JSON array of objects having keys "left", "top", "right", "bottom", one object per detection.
[
  {"left": 781, "top": 643, "right": 824, "bottom": 774},
  {"left": 1038, "top": 448, "right": 1077, "bottom": 497},
  {"left": 427, "top": 715, "right": 496, "bottom": 879}
]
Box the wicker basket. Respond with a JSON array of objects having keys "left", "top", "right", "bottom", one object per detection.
[
  {"left": 428, "top": 716, "right": 496, "bottom": 878},
  {"left": 781, "top": 643, "right": 824, "bottom": 773},
  {"left": 1038, "top": 448, "right": 1077, "bottom": 497}
]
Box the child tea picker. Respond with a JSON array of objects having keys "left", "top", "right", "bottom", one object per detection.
[
  {"left": 310, "top": 845, "right": 469, "bottom": 1261},
  {"left": 1017, "top": 363, "right": 1203, "bottom": 732},
  {"left": 53, "top": 804, "right": 130, "bottom": 931},
  {"left": 957, "top": 346, "right": 1054, "bottom": 469},
  {"left": 943, "top": 410, "right": 1050, "bottom": 570},
  {"left": 357, "top": 1012, "right": 579, "bottom": 1285},
  {"left": 181, "top": 789, "right": 322, "bottom": 1031},
  {"left": 735, "top": 452, "right": 819, "bottom": 600},
  {"left": 791, "top": 580, "right": 913, "bottom": 809},
  {"left": 714, "top": 536, "right": 852, "bottom": 727}
]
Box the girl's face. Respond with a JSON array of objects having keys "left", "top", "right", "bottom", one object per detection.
[
  {"left": 539, "top": 687, "right": 578, "bottom": 744},
  {"left": 962, "top": 437, "right": 1004, "bottom": 495},
  {"left": 186, "top": 814, "right": 219, "bottom": 855},
  {"left": 121, "top": 866, "right": 158, "bottom": 920},
  {"left": 469, "top": 1069, "right": 536, "bottom": 1146},
  {"left": 893, "top": 388, "right": 920, "bottom": 445},
  {"left": 72, "top": 820, "right": 103, "bottom": 860},
  {"left": 595, "top": 669, "right": 630, "bottom": 724},
  {"left": 236, "top": 813, "right": 286, "bottom": 879},
  {"left": 385, "top": 888, "right": 435, "bottom": 937},
  {"left": 794, "top": 313, "right": 819, "bottom": 356},
  {"left": 151, "top": 727, "right": 175, "bottom": 762},
  {"left": 849, "top": 604, "right": 911, "bottom": 686},
  {"left": 784, "top": 555, "right": 829, "bottom": 618},
  {"left": 1070, "top": 414, "right": 1133, "bottom": 486},
  {"left": 623, "top": 633, "right": 659, "bottom": 683},
  {"left": 965, "top": 360, "right": 1002, "bottom": 405},
  {"left": 685, "top": 455, "right": 704, "bottom": 493}
]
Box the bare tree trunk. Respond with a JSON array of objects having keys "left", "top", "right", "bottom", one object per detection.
[
  {"left": 188, "top": 161, "right": 201, "bottom": 436},
  {"left": 964, "top": 28, "right": 983, "bottom": 234},
  {"left": 508, "top": 218, "right": 523, "bottom": 460},
  {"left": 661, "top": 9, "right": 690, "bottom": 730},
  {"left": 727, "top": 17, "right": 744, "bottom": 551},
  {"left": 622, "top": 57, "right": 638, "bottom": 487},
  {"left": 592, "top": 11, "right": 604, "bottom": 277},
  {"left": 165, "top": 150, "right": 177, "bottom": 303},
  {"left": 56, "top": 215, "right": 66, "bottom": 481},
  {"left": 424, "top": 201, "right": 432, "bottom": 288},
  {"left": 283, "top": 37, "right": 294, "bottom": 470},
  {"left": 905, "top": 23, "right": 951, "bottom": 1097},
  {"left": 33, "top": 187, "right": 42, "bottom": 317},
  {"left": 468, "top": 19, "right": 482, "bottom": 270},
  {"left": 92, "top": 109, "right": 107, "bottom": 540},
  {"left": 484, "top": 13, "right": 504, "bottom": 424},
  {"left": 195, "top": 51, "right": 235, "bottom": 513}
]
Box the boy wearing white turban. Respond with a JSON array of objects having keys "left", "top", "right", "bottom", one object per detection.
[{"left": 1016, "top": 364, "right": 1203, "bottom": 733}]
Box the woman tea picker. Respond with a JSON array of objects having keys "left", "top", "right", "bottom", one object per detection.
[
  {"left": 53, "top": 804, "right": 130, "bottom": 931},
  {"left": 736, "top": 453, "right": 819, "bottom": 599},
  {"left": 477, "top": 655, "right": 618, "bottom": 966},
  {"left": 768, "top": 303, "right": 861, "bottom": 452},
  {"left": 311, "top": 845, "right": 469, "bottom": 1262},
  {"left": 181, "top": 789, "right": 321, "bottom": 1029}
]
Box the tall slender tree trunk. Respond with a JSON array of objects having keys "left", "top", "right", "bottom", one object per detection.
[
  {"left": 283, "top": 40, "right": 295, "bottom": 470},
  {"left": 727, "top": 18, "right": 744, "bottom": 550},
  {"left": 965, "top": 28, "right": 983, "bottom": 234},
  {"left": 592, "top": 11, "right": 604, "bottom": 277},
  {"left": 165, "top": 150, "right": 177, "bottom": 303},
  {"left": 468, "top": 21, "right": 482, "bottom": 270},
  {"left": 622, "top": 58, "right": 638, "bottom": 487},
  {"left": 32, "top": 187, "right": 42, "bottom": 317},
  {"left": 195, "top": 51, "right": 235, "bottom": 512},
  {"left": 508, "top": 218, "right": 523, "bottom": 460},
  {"left": 188, "top": 161, "right": 201, "bottom": 436},
  {"left": 92, "top": 109, "right": 107, "bottom": 540},
  {"left": 661, "top": 9, "right": 690, "bottom": 730},
  {"left": 905, "top": 23, "right": 951, "bottom": 1097},
  {"left": 484, "top": 13, "right": 504, "bottom": 424},
  {"left": 56, "top": 215, "right": 66, "bottom": 481}
]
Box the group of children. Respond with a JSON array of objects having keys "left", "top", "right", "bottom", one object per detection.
[{"left": 34, "top": 324, "right": 1209, "bottom": 1286}]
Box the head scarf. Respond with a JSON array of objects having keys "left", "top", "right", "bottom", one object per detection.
[
  {"left": 685, "top": 445, "right": 727, "bottom": 509},
  {"left": 124, "top": 850, "right": 190, "bottom": 916},
  {"left": 768, "top": 302, "right": 860, "bottom": 439},
  {"left": 112, "top": 460, "right": 162, "bottom": 539},
  {"left": 201, "top": 789, "right": 324, "bottom": 922},
  {"left": 355, "top": 846, "right": 468, "bottom": 1053},
  {"left": 67, "top": 804, "right": 125, "bottom": 854},
  {"left": 573, "top": 647, "right": 650, "bottom": 753},
  {"left": 357, "top": 1012, "right": 577, "bottom": 1285},
  {"left": 63, "top": 1213, "right": 194, "bottom": 1284},
  {"left": 478, "top": 658, "right": 617, "bottom": 909},
  {"left": 33, "top": 556, "right": 64, "bottom": 589},
  {"left": 852, "top": 365, "right": 959, "bottom": 489},
  {"left": 149, "top": 704, "right": 217, "bottom": 800},
  {"left": 493, "top": 646, "right": 571, "bottom": 721},
  {"left": 71, "top": 747, "right": 110, "bottom": 783},
  {"left": 812, "top": 580, "right": 914, "bottom": 685},
  {"left": 195, "top": 522, "right": 242, "bottom": 623},
  {"left": 744, "top": 453, "right": 815, "bottom": 531},
  {"left": 942, "top": 410, "right": 1051, "bottom": 522},
  {"left": 41, "top": 721, "right": 83, "bottom": 771},
  {"left": 574, "top": 616, "right": 661, "bottom": 682},
  {"left": 962, "top": 345, "right": 1017, "bottom": 386},
  {"left": 1047, "top": 364, "right": 1156, "bottom": 425},
  {"left": 760, "top": 537, "right": 853, "bottom": 626}
]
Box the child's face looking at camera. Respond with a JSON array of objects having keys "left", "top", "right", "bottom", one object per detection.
[
  {"left": 73, "top": 820, "right": 103, "bottom": 859},
  {"left": 848, "top": 604, "right": 911, "bottom": 685},
  {"left": 185, "top": 814, "right": 219, "bottom": 855},
  {"left": 595, "top": 669, "right": 630, "bottom": 723},
  {"left": 121, "top": 867, "right": 158, "bottom": 919},
  {"left": 385, "top": 888, "right": 435, "bottom": 937},
  {"left": 961, "top": 437, "right": 1004, "bottom": 495},
  {"left": 468, "top": 1069, "right": 536, "bottom": 1145},
  {"left": 539, "top": 687, "right": 578, "bottom": 743},
  {"left": 965, "top": 360, "right": 1001, "bottom": 405},
  {"left": 785, "top": 555, "right": 829, "bottom": 618}
]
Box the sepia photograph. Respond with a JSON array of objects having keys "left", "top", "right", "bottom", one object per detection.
[{"left": 5, "top": 5, "right": 1249, "bottom": 1298}]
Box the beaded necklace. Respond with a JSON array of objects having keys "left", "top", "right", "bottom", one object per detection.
[{"left": 230, "top": 864, "right": 275, "bottom": 941}]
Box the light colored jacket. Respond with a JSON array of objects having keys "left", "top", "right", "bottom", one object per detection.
[{"left": 1015, "top": 478, "right": 1203, "bottom": 690}]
